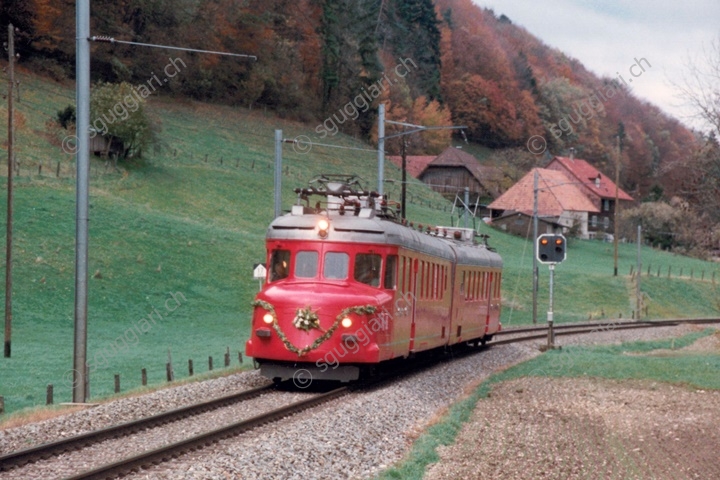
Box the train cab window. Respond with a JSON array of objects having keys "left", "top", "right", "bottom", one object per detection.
[
  {"left": 354, "top": 253, "right": 382, "bottom": 287},
  {"left": 324, "top": 252, "right": 349, "bottom": 279},
  {"left": 384, "top": 255, "right": 398, "bottom": 289},
  {"left": 295, "top": 251, "right": 319, "bottom": 278},
  {"left": 269, "top": 249, "right": 290, "bottom": 282}
]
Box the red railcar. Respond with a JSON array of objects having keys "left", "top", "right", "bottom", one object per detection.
[{"left": 245, "top": 176, "right": 502, "bottom": 382}]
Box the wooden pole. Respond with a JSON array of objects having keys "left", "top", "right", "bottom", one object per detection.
[{"left": 5, "top": 24, "right": 16, "bottom": 358}]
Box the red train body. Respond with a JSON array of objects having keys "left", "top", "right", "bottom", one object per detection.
[{"left": 245, "top": 176, "right": 502, "bottom": 382}]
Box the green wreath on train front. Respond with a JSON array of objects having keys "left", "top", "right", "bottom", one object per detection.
[{"left": 251, "top": 299, "right": 376, "bottom": 356}]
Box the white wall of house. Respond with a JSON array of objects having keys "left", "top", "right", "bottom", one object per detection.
[{"left": 559, "top": 211, "right": 590, "bottom": 238}]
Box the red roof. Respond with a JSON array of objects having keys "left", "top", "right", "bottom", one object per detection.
[
  {"left": 488, "top": 168, "right": 600, "bottom": 216},
  {"left": 547, "top": 156, "right": 634, "bottom": 201},
  {"left": 386, "top": 155, "right": 436, "bottom": 178}
]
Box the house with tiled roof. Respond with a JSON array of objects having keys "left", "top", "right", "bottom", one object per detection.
[
  {"left": 385, "top": 154, "right": 436, "bottom": 179},
  {"left": 488, "top": 168, "right": 600, "bottom": 238},
  {"left": 546, "top": 155, "right": 634, "bottom": 237},
  {"left": 388, "top": 146, "right": 504, "bottom": 210}
]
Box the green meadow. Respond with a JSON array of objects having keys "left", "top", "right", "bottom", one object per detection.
[{"left": 0, "top": 71, "right": 718, "bottom": 416}]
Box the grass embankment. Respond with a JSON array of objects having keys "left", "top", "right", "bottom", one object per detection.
[
  {"left": 377, "top": 329, "right": 720, "bottom": 479},
  {"left": 0, "top": 69, "right": 719, "bottom": 417}
]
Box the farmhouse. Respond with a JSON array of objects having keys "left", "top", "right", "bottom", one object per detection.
[
  {"left": 545, "top": 155, "right": 634, "bottom": 237},
  {"left": 388, "top": 146, "right": 503, "bottom": 208},
  {"left": 488, "top": 168, "right": 600, "bottom": 239}
]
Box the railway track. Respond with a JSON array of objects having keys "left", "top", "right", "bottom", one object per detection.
[
  {"left": 2, "top": 317, "right": 717, "bottom": 479},
  {"left": 490, "top": 317, "right": 720, "bottom": 346}
]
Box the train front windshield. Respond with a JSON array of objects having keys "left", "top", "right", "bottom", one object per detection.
[{"left": 268, "top": 248, "right": 394, "bottom": 288}]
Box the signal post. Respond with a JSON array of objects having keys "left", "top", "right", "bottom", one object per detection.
[{"left": 537, "top": 234, "right": 566, "bottom": 350}]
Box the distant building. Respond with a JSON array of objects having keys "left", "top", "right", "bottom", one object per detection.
[
  {"left": 488, "top": 168, "right": 600, "bottom": 239},
  {"left": 388, "top": 147, "right": 504, "bottom": 209},
  {"left": 546, "top": 155, "right": 634, "bottom": 238},
  {"left": 89, "top": 130, "right": 125, "bottom": 158}
]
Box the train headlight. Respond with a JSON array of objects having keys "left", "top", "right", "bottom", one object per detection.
[
  {"left": 263, "top": 313, "right": 274, "bottom": 324},
  {"left": 341, "top": 317, "right": 353, "bottom": 328},
  {"left": 317, "top": 218, "right": 330, "bottom": 238}
]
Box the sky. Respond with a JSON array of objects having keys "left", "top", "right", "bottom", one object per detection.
[{"left": 472, "top": 0, "right": 720, "bottom": 131}]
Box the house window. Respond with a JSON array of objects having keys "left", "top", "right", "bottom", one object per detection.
[
  {"left": 603, "top": 199, "right": 610, "bottom": 211},
  {"left": 603, "top": 217, "right": 610, "bottom": 229},
  {"left": 591, "top": 215, "right": 598, "bottom": 227}
]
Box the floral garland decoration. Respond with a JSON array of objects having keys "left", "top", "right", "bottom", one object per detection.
[
  {"left": 293, "top": 306, "right": 321, "bottom": 332},
  {"left": 251, "top": 300, "right": 376, "bottom": 357}
]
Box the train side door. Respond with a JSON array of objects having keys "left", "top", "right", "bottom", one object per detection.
[{"left": 408, "top": 258, "right": 419, "bottom": 353}]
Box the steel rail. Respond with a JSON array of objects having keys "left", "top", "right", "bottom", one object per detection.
[
  {"left": 495, "top": 317, "right": 720, "bottom": 336},
  {"left": 0, "top": 383, "right": 275, "bottom": 471},
  {"left": 63, "top": 386, "right": 349, "bottom": 480}
]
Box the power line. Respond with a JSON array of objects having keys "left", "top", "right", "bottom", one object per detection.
[{"left": 89, "top": 36, "right": 257, "bottom": 61}]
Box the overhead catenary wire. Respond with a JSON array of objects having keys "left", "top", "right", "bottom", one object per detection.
[{"left": 89, "top": 36, "right": 257, "bottom": 60}]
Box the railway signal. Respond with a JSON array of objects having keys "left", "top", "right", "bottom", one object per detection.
[
  {"left": 536, "top": 234, "right": 566, "bottom": 350},
  {"left": 537, "top": 234, "right": 566, "bottom": 264}
]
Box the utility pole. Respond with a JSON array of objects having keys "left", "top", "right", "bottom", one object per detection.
[
  {"left": 636, "top": 224, "right": 642, "bottom": 320},
  {"left": 4, "top": 24, "right": 16, "bottom": 358},
  {"left": 274, "top": 130, "right": 282, "bottom": 218},
  {"left": 73, "top": 0, "right": 91, "bottom": 403},
  {"left": 532, "top": 169, "right": 539, "bottom": 324},
  {"left": 377, "top": 104, "right": 385, "bottom": 196},
  {"left": 400, "top": 136, "right": 407, "bottom": 219},
  {"left": 613, "top": 136, "right": 620, "bottom": 276}
]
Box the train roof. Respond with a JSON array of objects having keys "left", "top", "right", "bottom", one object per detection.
[
  {"left": 266, "top": 175, "right": 502, "bottom": 268},
  {"left": 267, "top": 208, "right": 502, "bottom": 269}
]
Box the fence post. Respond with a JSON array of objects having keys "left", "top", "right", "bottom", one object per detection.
[
  {"left": 0, "top": 396, "right": 4, "bottom": 414},
  {"left": 188, "top": 359, "right": 194, "bottom": 376},
  {"left": 208, "top": 356, "right": 213, "bottom": 371},
  {"left": 142, "top": 368, "right": 147, "bottom": 386},
  {"left": 238, "top": 352, "right": 243, "bottom": 364},
  {"left": 166, "top": 363, "right": 173, "bottom": 382},
  {"left": 114, "top": 374, "right": 120, "bottom": 393},
  {"left": 224, "top": 347, "right": 230, "bottom": 367},
  {"left": 46, "top": 384, "right": 54, "bottom": 405}
]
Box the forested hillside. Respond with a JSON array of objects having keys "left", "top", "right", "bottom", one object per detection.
[{"left": 2, "top": 0, "right": 718, "bottom": 253}]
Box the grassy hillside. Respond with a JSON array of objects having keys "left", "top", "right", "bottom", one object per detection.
[{"left": 0, "top": 70, "right": 718, "bottom": 416}]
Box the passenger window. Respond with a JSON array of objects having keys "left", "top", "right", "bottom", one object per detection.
[
  {"left": 384, "top": 255, "right": 398, "bottom": 289},
  {"left": 324, "top": 252, "right": 349, "bottom": 279},
  {"left": 354, "top": 253, "right": 382, "bottom": 287},
  {"left": 269, "top": 249, "right": 290, "bottom": 282},
  {"left": 295, "top": 251, "right": 318, "bottom": 278}
]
